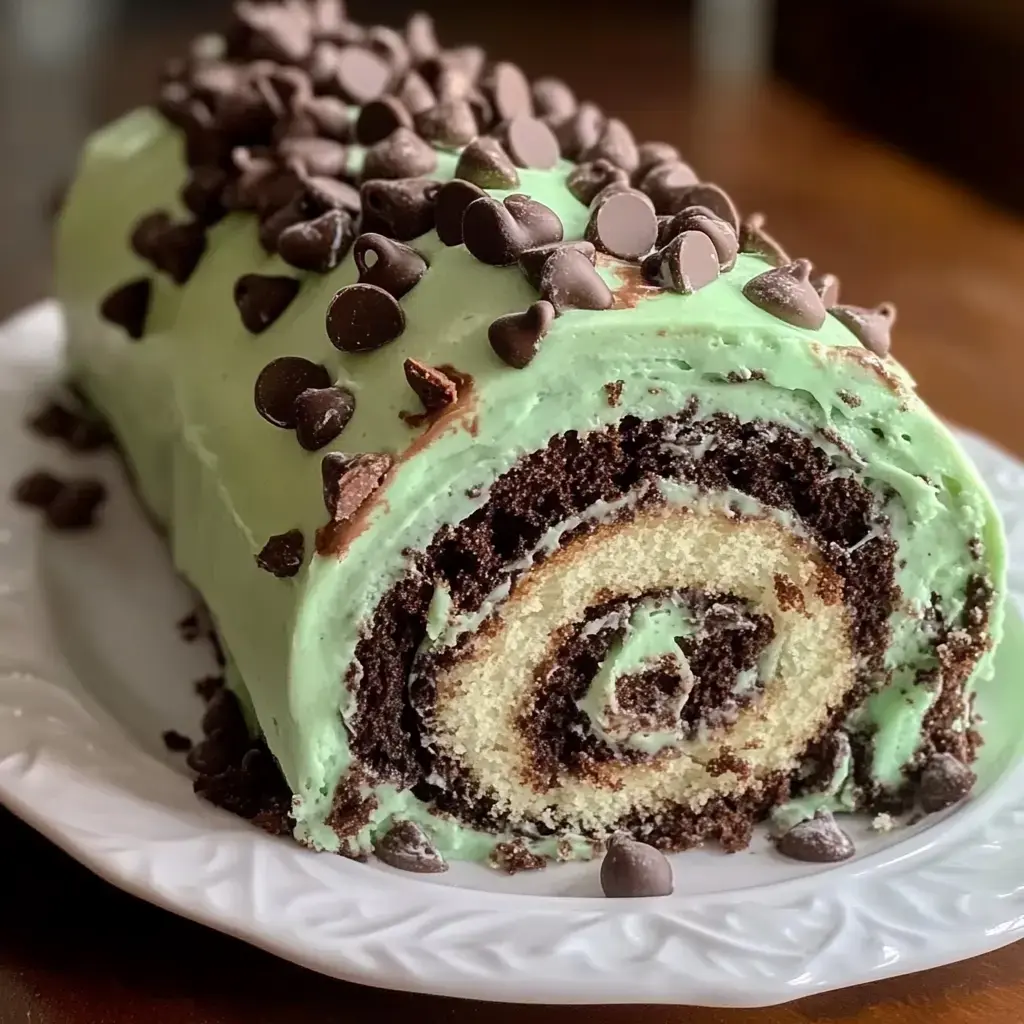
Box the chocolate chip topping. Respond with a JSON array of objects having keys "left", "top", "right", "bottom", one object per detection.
[
  {"left": 414, "top": 98, "right": 478, "bottom": 147},
  {"left": 582, "top": 118, "right": 639, "bottom": 174},
  {"left": 45, "top": 479, "right": 107, "bottom": 531},
  {"left": 404, "top": 358, "right": 458, "bottom": 412},
  {"left": 298, "top": 94, "right": 353, "bottom": 142},
  {"left": 671, "top": 183, "right": 740, "bottom": 233},
  {"left": 353, "top": 233, "right": 428, "bottom": 298},
  {"left": 374, "top": 820, "right": 448, "bottom": 873},
  {"left": 454, "top": 136, "right": 520, "bottom": 190},
  {"left": 362, "top": 126, "right": 437, "bottom": 180},
  {"left": 99, "top": 278, "right": 152, "bottom": 340},
  {"left": 635, "top": 141, "right": 681, "bottom": 182},
  {"left": 540, "top": 247, "right": 613, "bottom": 314},
  {"left": 484, "top": 61, "right": 533, "bottom": 121},
  {"left": 334, "top": 45, "right": 392, "bottom": 105},
  {"left": 360, "top": 177, "right": 439, "bottom": 241},
  {"left": 395, "top": 69, "right": 436, "bottom": 116},
  {"left": 600, "top": 834, "right": 674, "bottom": 898},
  {"left": 355, "top": 96, "right": 413, "bottom": 145},
  {"left": 254, "top": 356, "right": 332, "bottom": 428},
  {"left": 181, "top": 166, "right": 229, "bottom": 225},
  {"left": 532, "top": 77, "right": 576, "bottom": 121},
  {"left": 294, "top": 385, "right": 356, "bottom": 451},
  {"left": 639, "top": 160, "right": 702, "bottom": 216},
  {"left": 642, "top": 230, "right": 720, "bottom": 294},
  {"left": 277, "top": 136, "right": 348, "bottom": 177},
  {"left": 503, "top": 193, "right": 564, "bottom": 248},
  {"left": 662, "top": 207, "right": 739, "bottom": 271},
  {"left": 13, "top": 470, "right": 64, "bottom": 509},
  {"left": 566, "top": 159, "right": 629, "bottom": 207},
  {"left": 326, "top": 283, "right": 406, "bottom": 352},
  {"left": 501, "top": 116, "right": 560, "bottom": 170},
  {"left": 488, "top": 301, "right": 555, "bottom": 369},
  {"left": 585, "top": 189, "right": 658, "bottom": 261},
  {"left": 234, "top": 274, "right": 301, "bottom": 334},
  {"left": 461, "top": 196, "right": 529, "bottom": 266},
  {"left": 742, "top": 258, "right": 826, "bottom": 330},
  {"left": 517, "top": 240, "right": 596, "bottom": 290},
  {"left": 405, "top": 11, "right": 440, "bottom": 64},
  {"left": 321, "top": 451, "right": 392, "bottom": 523},
  {"left": 277, "top": 209, "right": 354, "bottom": 273},
  {"left": 813, "top": 272, "right": 841, "bottom": 308},
  {"left": 136, "top": 216, "right": 207, "bottom": 285},
  {"left": 829, "top": 303, "right": 897, "bottom": 358},
  {"left": 305, "top": 176, "right": 362, "bottom": 215},
  {"left": 919, "top": 752, "right": 976, "bottom": 813},
  {"left": 739, "top": 212, "right": 790, "bottom": 267},
  {"left": 255, "top": 529, "right": 305, "bottom": 578},
  {"left": 234, "top": 1, "right": 313, "bottom": 64},
  {"left": 433, "top": 179, "right": 486, "bottom": 246},
  {"left": 776, "top": 812, "right": 855, "bottom": 863},
  {"left": 552, "top": 101, "right": 604, "bottom": 160}
]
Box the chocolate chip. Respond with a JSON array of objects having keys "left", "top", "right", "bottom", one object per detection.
[
  {"left": 334, "top": 45, "right": 391, "bottom": 104},
  {"left": 321, "top": 451, "right": 392, "bottom": 522},
  {"left": 181, "top": 166, "right": 228, "bottom": 225},
  {"left": 277, "top": 209, "right": 354, "bottom": 273},
  {"left": 162, "top": 729, "right": 193, "bottom": 753},
  {"left": 661, "top": 207, "right": 738, "bottom": 271},
  {"left": 255, "top": 529, "right": 305, "bottom": 578},
  {"left": 582, "top": 118, "right": 639, "bottom": 174},
  {"left": 739, "top": 212, "right": 790, "bottom": 267},
  {"left": 461, "top": 197, "right": 529, "bottom": 266},
  {"left": 467, "top": 87, "right": 495, "bottom": 133},
  {"left": 278, "top": 137, "right": 347, "bottom": 178},
  {"left": 642, "top": 230, "right": 719, "bottom": 294},
  {"left": 414, "top": 98, "right": 478, "bottom": 148},
  {"left": 354, "top": 233, "right": 428, "bottom": 299},
  {"left": 326, "top": 283, "right": 406, "bottom": 352},
  {"left": 488, "top": 300, "right": 555, "bottom": 368},
  {"left": 362, "top": 126, "right": 437, "bottom": 180},
  {"left": 586, "top": 189, "right": 658, "bottom": 260},
  {"left": 234, "top": 1, "right": 312, "bottom": 64},
  {"left": 212, "top": 86, "right": 276, "bottom": 146},
  {"left": 829, "top": 303, "right": 897, "bottom": 358},
  {"left": 359, "top": 177, "right": 439, "bottom": 240},
  {"left": 305, "top": 176, "right": 362, "bottom": 216},
  {"left": 776, "top": 812, "right": 855, "bottom": 863},
  {"left": 919, "top": 752, "right": 976, "bottom": 813},
  {"left": 99, "top": 278, "right": 152, "bottom": 340},
  {"left": 635, "top": 141, "right": 681, "bottom": 183},
  {"left": 234, "top": 274, "right": 301, "bottom": 334},
  {"left": 434, "top": 179, "right": 486, "bottom": 246},
  {"left": 154, "top": 220, "right": 208, "bottom": 285},
  {"left": 299, "top": 94, "right": 352, "bottom": 141},
  {"left": 567, "top": 159, "right": 629, "bottom": 207},
  {"left": 13, "top": 470, "right": 64, "bottom": 509},
  {"left": 518, "top": 240, "right": 596, "bottom": 289},
  {"left": 365, "top": 25, "right": 410, "bottom": 77},
  {"left": 813, "top": 272, "right": 841, "bottom": 308},
  {"left": 130, "top": 210, "right": 173, "bottom": 260},
  {"left": 484, "top": 61, "right": 533, "bottom": 121},
  {"left": 395, "top": 69, "right": 436, "bottom": 116},
  {"left": 27, "top": 401, "right": 75, "bottom": 441},
  {"left": 445, "top": 45, "right": 487, "bottom": 85},
  {"left": 532, "top": 77, "right": 576, "bottom": 121},
  {"left": 454, "top": 136, "right": 520, "bottom": 190},
  {"left": 405, "top": 11, "right": 440, "bottom": 64},
  {"left": 600, "top": 834, "right": 673, "bottom": 897},
  {"left": 503, "top": 194, "right": 564, "bottom": 248},
  {"left": 356, "top": 96, "right": 413, "bottom": 145},
  {"left": 638, "top": 160, "right": 701, "bottom": 215},
  {"left": 551, "top": 101, "right": 604, "bottom": 160},
  {"left": 501, "top": 116, "right": 560, "bottom": 170},
  {"left": 45, "top": 479, "right": 106, "bottom": 530},
  {"left": 424, "top": 59, "right": 472, "bottom": 102},
  {"left": 254, "top": 356, "right": 331, "bottom": 428},
  {"left": 259, "top": 197, "right": 309, "bottom": 254},
  {"left": 540, "top": 248, "right": 613, "bottom": 314},
  {"left": 742, "top": 259, "right": 826, "bottom": 330},
  {"left": 294, "top": 385, "right": 355, "bottom": 450},
  {"left": 374, "top": 820, "right": 447, "bottom": 873},
  {"left": 670, "top": 183, "right": 739, "bottom": 233}
]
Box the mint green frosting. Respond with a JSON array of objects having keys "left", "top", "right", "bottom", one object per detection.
[{"left": 56, "top": 107, "right": 1007, "bottom": 861}]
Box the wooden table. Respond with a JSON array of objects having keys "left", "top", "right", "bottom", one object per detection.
[{"left": 1, "top": 4, "right": 1023, "bottom": 1021}]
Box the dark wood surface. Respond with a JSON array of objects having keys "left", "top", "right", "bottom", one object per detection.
[{"left": 1, "top": 3, "right": 1023, "bottom": 1021}]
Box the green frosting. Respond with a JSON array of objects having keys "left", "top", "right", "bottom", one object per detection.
[{"left": 56, "top": 107, "right": 1007, "bottom": 860}]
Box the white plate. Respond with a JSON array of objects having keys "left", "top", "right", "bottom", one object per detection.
[{"left": 1, "top": 301, "right": 1023, "bottom": 1007}]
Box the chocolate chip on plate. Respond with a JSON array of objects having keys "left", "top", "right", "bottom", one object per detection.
[
  {"left": 360, "top": 177, "right": 439, "bottom": 241},
  {"left": 503, "top": 194, "right": 564, "bottom": 248},
  {"left": 234, "top": 274, "right": 301, "bottom": 334},
  {"left": 461, "top": 196, "right": 529, "bottom": 265},
  {"left": 586, "top": 189, "right": 659, "bottom": 260},
  {"left": 326, "top": 283, "right": 406, "bottom": 352},
  {"left": 540, "top": 246, "right": 613, "bottom": 314},
  {"left": 742, "top": 258, "right": 826, "bottom": 330},
  {"left": 501, "top": 116, "right": 560, "bottom": 170},
  {"left": 361, "top": 126, "right": 437, "bottom": 180},
  {"left": 600, "top": 833, "right": 674, "bottom": 897},
  {"left": 321, "top": 451, "right": 392, "bottom": 522},
  {"left": 255, "top": 529, "right": 305, "bottom": 578},
  {"left": 254, "top": 356, "right": 332, "bottom": 428},
  {"left": 454, "top": 136, "right": 520, "bottom": 190},
  {"left": 294, "top": 385, "right": 356, "bottom": 450},
  {"left": 45, "top": 479, "right": 106, "bottom": 531},
  {"left": 567, "top": 159, "right": 629, "bottom": 207},
  {"left": 919, "top": 752, "right": 976, "bottom": 813},
  {"left": 829, "top": 302, "right": 897, "bottom": 358},
  {"left": 518, "top": 240, "right": 596, "bottom": 290},
  {"left": 13, "top": 470, "right": 64, "bottom": 509},
  {"left": 404, "top": 358, "right": 458, "bottom": 412},
  {"left": 433, "top": 179, "right": 486, "bottom": 246},
  {"left": 414, "top": 98, "right": 478, "bottom": 148},
  {"left": 99, "top": 278, "right": 152, "bottom": 340},
  {"left": 776, "top": 812, "right": 856, "bottom": 863},
  {"left": 488, "top": 300, "right": 555, "bottom": 368},
  {"left": 739, "top": 212, "right": 790, "bottom": 267},
  {"left": 353, "top": 233, "right": 428, "bottom": 298},
  {"left": 355, "top": 96, "right": 413, "bottom": 145},
  {"left": 642, "top": 230, "right": 720, "bottom": 294},
  {"left": 581, "top": 117, "right": 639, "bottom": 174},
  {"left": 277, "top": 209, "right": 355, "bottom": 273},
  {"left": 374, "top": 820, "right": 448, "bottom": 873}
]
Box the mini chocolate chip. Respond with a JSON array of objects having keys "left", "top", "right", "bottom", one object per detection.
[
  {"left": 375, "top": 820, "right": 448, "bottom": 873},
  {"left": 551, "top": 101, "right": 604, "bottom": 160},
  {"left": 488, "top": 300, "right": 555, "bottom": 368},
  {"left": 13, "top": 470, "right": 64, "bottom": 509},
  {"left": 532, "top": 77, "right": 576, "bottom": 121},
  {"left": 586, "top": 190, "right": 659, "bottom": 260},
  {"left": 662, "top": 207, "right": 738, "bottom": 270},
  {"left": 354, "top": 233, "right": 428, "bottom": 298},
  {"left": 739, "top": 212, "right": 790, "bottom": 267},
  {"left": 813, "top": 272, "right": 841, "bottom": 308},
  {"left": 461, "top": 196, "right": 529, "bottom": 265},
  {"left": 45, "top": 479, "right": 106, "bottom": 531},
  {"left": 99, "top": 278, "right": 152, "bottom": 340},
  {"left": 405, "top": 11, "right": 440, "bottom": 64},
  {"left": 362, "top": 126, "right": 437, "bottom": 180},
  {"left": 503, "top": 194, "right": 564, "bottom": 248},
  {"left": 434, "top": 179, "right": 487, "bottom": 246},
  {"left": 255, "top": 529, "right": 305, "bottom": 578},
  {"left": 395, "top": 69, "right": 436, "bottom": 116},
  {"left": 334, "top": 45, "right": 391, "bottom": 104},
  {"left": 454, "top": 136, "right": 520, "bottom": 190},
  {"left": 305, "top": 176, "right": 363, "bottom": 216},
  {"left": 670, "top": 183, "right": 740, "bottom": 233},
  {"left": 540, "top": 247, "right": 613, "bottom": 314},
  {"left": 642, "top": 230, "right": 719, "bottom": 294},
  {"left": 356, "top": 96, "right": 413, "bottom": 145},
  {"left": 254, "top": 356, "right": 331, "bottom": 428},
  {"left": 359, "top": 177, "right": 439, "bottom": 240},
  {"left": 518, "top": 240, "right": 596, "bottom": 290},
  {"left": 326, "top": 283, "right": 406, "bottom": 352},
  {"left": 234, "top": 274, "right": 301, "bottom": 334},
  {"left": 294, "top": 385, "right": 356, "bottom": 450},
  {"left": 277, "top": 136, "right": 349, "bottom": 178},
  {"left": 635, "top": 141, "right": 681, "bottom": 183},
  {"left": 501, "top": 116, "right": 560, "bottom": 170},
  {"left": 829, "top": 302, "right": 897, "bottom": 358},
  {"left": 639, "top": 161, "right": 701, "bottom": 215},
  {"left": 567, "top": 159, "right": 629, "bottom": 207},
  {"left": 300, "top": 94, "right": 352, "bottom": 141},
  {"left": 582, "top": 118, "right": 639, "bottom": 174},
  {"left": 484, "top": 61, "right": 533, "bottom": 121},
  {"left": 777, "top": 812, "right": 855, "bottom": 863},
  {"left": 600, "top": 834, "right": 673, "bottom": 897},
  {"left": 743, "top": 258, "right": 826, "bottom": 330},
  {"left": 919, "top": 752, "right": 976, "bottom": 813},
  {"left": 321, "top": 451, "right": 392, "bottom": 522},
  {"left": 181, "top": 166, "right": 228, "bottom": 225},
  {"left": 404, "top": 358, "right": 458, "bottom": 412},
  {"left": 278, "top": 209, "right": 355, "bottom": 273},
  {"left": 414, "top": 98, "right": 478, "bottom": 148}
]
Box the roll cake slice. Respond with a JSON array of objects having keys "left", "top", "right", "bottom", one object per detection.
[{"left": 54, "top": 1, "right": 1006, "bottom": 870}]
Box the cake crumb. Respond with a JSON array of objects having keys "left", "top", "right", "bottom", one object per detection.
[{"left": 871, "top": 812, "right": 897, "bottom": 833}]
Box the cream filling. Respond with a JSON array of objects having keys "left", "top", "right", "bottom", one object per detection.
[{"left": 429, "top": 502, "right": 855, "bottom": 833}]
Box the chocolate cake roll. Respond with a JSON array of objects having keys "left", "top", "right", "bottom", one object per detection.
[{"left": 55, "top": 1, "right": 1005, "bottom": 869}]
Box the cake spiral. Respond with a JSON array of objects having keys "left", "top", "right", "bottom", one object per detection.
[{"left": 55, "top": 0, "right": 1005, "bottom": 870}]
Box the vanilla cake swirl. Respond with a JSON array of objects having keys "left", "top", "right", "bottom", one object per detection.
[{"left": 55, "top": 0, "right": 1006, "bottom": 869}]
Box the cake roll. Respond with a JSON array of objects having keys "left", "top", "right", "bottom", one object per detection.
[{"left": 55, "top": 0, "right": 1006, "bottom": 870}]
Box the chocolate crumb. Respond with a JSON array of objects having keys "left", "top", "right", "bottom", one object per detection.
[
  {"left": 256, "top": 529, "right": 305, "bottom": 578},
  {"left": 194, "top": 675, "right": 225, "bottom": 701},
  {"left": 162, "top": 729, "right": 193, "bottom": 753},
  {"left": 604, "top": 380, "right": 624, "bottom": 406},
  {"left": 13, "top": 470, "right": 64, "bottom": 509},
  {"left": 490, "top": 840, "right": 546, "bottom": 874}
]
